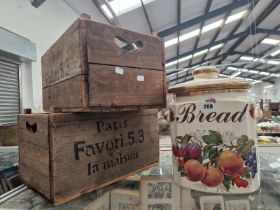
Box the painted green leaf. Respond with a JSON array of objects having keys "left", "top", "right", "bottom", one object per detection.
[
  {"left": 176, "top": 134, "right": 192, "bottom": 144},
  {"left": 202, "top": 134, "right": 221, "bottom": 145},
  {"left": 203, "top": 144, "right": 216, "bottom": 153},
  {"left": 223, "top": 176, "right": 232, "bottom": 191},
  {"left": 178, "top": 165, "right": 184, "bottom": 172},
  {"left": 202, "top": 152, "right": 209, "bottom": 160},
  {"left": 237, "top": 135, "right": 254, "bottom": 155},
  {"left": 182, "top": 134, "right": 192, "bottom": 142},
  {"left": 244, "top": 173, "right": 251, "bottom": 179},
  {"left": 209, "top": 130, "right": 223, "bottom": 144},
  {"left": 236, "top": 135, "right": 248, "bottom": 148},
  {"left": 175, "top": 136, "right": 184, "bottom": 144},
  {"left": 209, "top": 148, "right": 219, "bottom": 160},
  {"left": 203, "top": 146, "right": 218, "bottom": 162},
  {"left": 203, "top": 145, "right": 215, "bottom": 159}
]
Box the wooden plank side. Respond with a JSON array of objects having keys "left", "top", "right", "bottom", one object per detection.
[
  {"left": 86, "top": 21, "right": 163, "bottom": 71},
  {"left": 43, "top": 75, "right": 88, "bottom": 110},
  {"left": 58, "top": 106, "right": 142, "bottom": 113},
  {"left": 19, "top": 141, "right": 50, "bottom": 199},
  {"left": 51, "top": 113, "right": 159, "bottom": 200},
  {"left": 19, "top": 141, "right": 50, "bottom": 176},
  {"left": 88, "top": 64, "right": 164, "bottom": 107},
  {"left": 20, "top": 162, "right": 50, "bottom": 199},
  {"left": 161, "top": 38, "right": 167, "bottom": 109},
  {"left": 41, "top": 19, "right": 87, "bottom": 88},
  {"left": 52, "top": 163, "right": 157, "bottom": 206},
  {"left": 49, "top": 110, "right": 157, "bottom": 124},
  {"left": 18, "top": 114, "right": 49, "bottom": 148}
]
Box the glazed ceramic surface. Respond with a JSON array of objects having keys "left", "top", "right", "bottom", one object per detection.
[{"left": 169, "top": 67, "right": 260, "bottom": 194}]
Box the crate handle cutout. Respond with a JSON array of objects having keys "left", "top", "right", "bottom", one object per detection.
[
  {"left": 114, "top": 36, "right": 143, "bottom": 52},
  {"left": 26, "top": 122, "right": 37, "bottom": 133}
]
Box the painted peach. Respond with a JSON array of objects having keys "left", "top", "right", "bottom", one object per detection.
[
  {"left": 217, "top": 150, "right": 243, "bottom": 176},
  {"left": 201, "top": 166, "right": 224, "bottom": 187},
  {"left": 184, "top": 160, "right": 205, "bottom": 182}
]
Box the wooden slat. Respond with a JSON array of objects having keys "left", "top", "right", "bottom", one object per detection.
[
  {"left": 161, "top": 38, "right": 167, "bottom": 108},
  {"left": 49, "top": 109, "right": 157, "bottom": 123},
  {"left": 19, "top": 141, "right": 50, "bottom": 199},
  {"left": 52, "top": 162, "right": 157, "bottom": 206},
  {"left": 54, "top": 106, "right": 154, "bottom": 113},
  {"left": 51, "top": 112, "right": 159, "bottom": 200},
  {"left": 20, "top": 163, "right": 50, "bottom": 199},
  {"left": 19, "top": 141, "right": 49, "bottom": 176},
  {"left": 18, "top": 114, "right": 49, "bottom": 148},
  {"left": 88, "top": 64, "right": 164, "bottom": 107},
  {"left": 86, "top": 20, "right": 163, "bottom": 71},
  {"left": 41, "top": 19, "right": 87, "bottom": 88},
  {"left": 43, "top": 75, "right": 88, "bottom": 110},
  {"left": 18, "top": 114, "right": 51, "bottom": 199}
]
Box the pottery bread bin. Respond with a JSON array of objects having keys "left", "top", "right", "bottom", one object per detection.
[{"left": 169, "top": 66, "right": 260, "bottom": 193}]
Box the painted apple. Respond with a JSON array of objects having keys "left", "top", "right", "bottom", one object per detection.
[
  {"left": 217, "top": 150, "right": 243, "bottom": 176},
  {"left": 184, "top": 159, "right": 205, "bottom": 182},
  {"left": 201, "top": 166, "right": 224, "bottom": 187}
]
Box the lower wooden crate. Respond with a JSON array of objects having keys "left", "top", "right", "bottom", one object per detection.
[{"left": 18, "top": 110, "right": 159, "bottom": 206}]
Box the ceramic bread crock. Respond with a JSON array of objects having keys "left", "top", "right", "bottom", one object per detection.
[{"left": 168, "top": 66, "right": 260, "bottom": 194}]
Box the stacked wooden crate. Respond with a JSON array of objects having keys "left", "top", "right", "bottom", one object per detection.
[{"left": 18, "top": 16, "right": 165, "bottom": 206}]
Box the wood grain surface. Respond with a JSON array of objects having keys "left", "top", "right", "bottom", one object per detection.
[
  {"left": 18, "top": 111, "right": 159, "bottom": 205},
  {"left": 18, "top": 114, "right": 49, "bottom": 148},
  {"left": 86, "top": 20, "right": 163, "bottom": 71},
  {"left": 41, "top": 19, "right": 86, "bottom": 88},
  {"left": 43, "top": 75, "right": 88, "bottom": 110},
  {"left": 88, "top": 64, "right": 164, "bottom": 107},
  {"left": 51, "top": 112, "right": 158, "bottom": 200}
]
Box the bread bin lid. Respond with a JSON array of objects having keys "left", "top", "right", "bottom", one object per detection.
[{"left": 168, "top": 66, "right": 252, "bottom": 95}]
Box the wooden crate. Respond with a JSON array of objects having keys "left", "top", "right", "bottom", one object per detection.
[
  {"left": 18, "top": 110, "right": 159, "bottom": 205},
  {"left": 42, "top": 16, "right": 165, "bottom": 112}
]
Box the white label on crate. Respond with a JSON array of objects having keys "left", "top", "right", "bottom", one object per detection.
[
  {"left": 137, "top": 75, "right": 144, "bottom": 81},
  {"left": 115, "top": 66, "right": 124, "bottom": 75}
]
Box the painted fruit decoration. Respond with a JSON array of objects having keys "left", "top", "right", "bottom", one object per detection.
[
  {"left": 179, "top": 143, "right": 202, "bottom": 160},
  {"left": 172, "top": 130, "right": 256, "bottom": 191},
  {"left": 217, "top": 151, "right": 243, "bottom": 176},
  {"left": 201, "top": 166, "right": 224, "bottom": 187},
  {"left": 184, "top": 160, "right": 205, "bottom": 182}
]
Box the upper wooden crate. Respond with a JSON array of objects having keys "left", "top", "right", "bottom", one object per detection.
[{"left": 42, "top": 17, "right": 165, "bottom": 112}]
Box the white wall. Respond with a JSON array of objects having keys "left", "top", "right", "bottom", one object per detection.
[
  {"left": 0, "top": 0, "right": 107, "bottom": 112},
  {"left": 251, "top": 78, "right": 280, "bottom": 102},
  {"left": 20, "top": 62, "right": 33, "bottom": 111}
]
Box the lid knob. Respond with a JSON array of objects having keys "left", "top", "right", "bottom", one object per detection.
[{"left": 192, "top": 66, "right": 220, "bottom": 80}]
